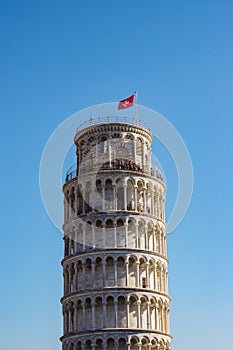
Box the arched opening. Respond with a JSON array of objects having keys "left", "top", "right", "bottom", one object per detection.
[
  {"left": 138, "top": 221, "right": 145, "bottom": 249},
  {"left": 106, "top": 296, "right": 114, "bottom": 328},
  {"left": 118, "top": 295, "right": 126, "bottom": 327},
  {"left": 128, "top": 257, "right": 137, "bottom": 287},
  {"left": 127, "top": 179, "right": 135, "bottom": 210},
  {"left": 128, "top": 219, "right": 136, "bottom": 248},
  {"left": 77, "top": 260, "right": 83, "bottom": 291},
  {"left": 84, "top": 340, "right": 92, "bottom": 350},
  {"left": 116, "top": 218, "right": 125, "bottom": 247},
  {"left": 105, "top": 219, "right": 114, "bottom": 248},
  {"left": 140, "top": 297, "right": 147, "bottom": 329},
  {"left": 139, "top": 258, "right": 147, "bottom": 288},
  {"left": 130, "top": 338, "right": 139, "bottom": 350},
  {"left": 85, "top": 258, "right": 92, "bottom": 289},
  {"left": 95, "top": 179, "right": 102, "bottom": 211},
  {"left": 85, "top": 298, "right": 92, "bottom": 331},
  {"left": 85, "top": 221, "right": 92, "bottom": 251},
  {"left": 119, "top": 338, "right": 126, "bottom": 350},
  {"left": 129, "top": 296, "right": 137, "bottom": 328},
  {"left": 116, "top": 178, "right": 124, "bottom": 210},
  {"left": 107, "top": 338, "right": 115, "bottom": 350},
  {"left": 105, "top": 179, "right": 113, "bottom": 210},
  {"left": 106, "top": 256, "right": 114, "bottom": 286},
  {"left": 95, "top": 297, "right": 103, "bottom": 329},
  {"left": 141, "top": 338, "right": 149, "bottom": 350},
  {"left": 95, "top": 220, "right": 103, "bottom": 249},
  {"left": 95, "top": 257, "right": 103, "bottom": 288},
  {"left": 77, "top": 299, "right": 82, "bottom": 331},
  {"left": 117, "top": 256, "right": 125, "bottom": 286}
]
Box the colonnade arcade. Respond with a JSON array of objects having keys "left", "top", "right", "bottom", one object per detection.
[
  {"left": 63, "top": 336, "right": 171, "bottom": 350},
  {"left": 64, "top": 217, "right": 166, "bottom": 256},
  {"left": 62, "top": 292, "right": 170, "bottom": 335},
  {"left": 64, "top": 176, "right": 165, "bottom": 222},
  {"left": 63, "top": 254, "right": 168, "bottom": 295}
]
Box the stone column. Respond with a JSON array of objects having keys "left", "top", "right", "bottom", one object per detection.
[
  {"left": 143, "top": 187, "right": 147, "bottom": 213},
  {"left": 125, "top": 261, "right": 129, "bottom": 286},
  {"left": 91, "top": 301, "right": 95, "bottom": 330},
  {"left": 82, "top": 264, "right": 86, "bottom": 290},
  {"left": 136, "top": 261, "right": 140, "bottom": 287},
  {"left": 82, "top": 302, "right": 85, "bottom": 330},
  {"left": 73, "top": 304, "right": 77, "bottom": 332},
  {"left": 114, "top": 300, "right": 118, "bottom": 328},
  {"left": 151, "top": 190, "right": 155, "bottom": 215},
  {"left": 125, "top": 222, "right": 128, "bottom": 248},
  {"left": 103, "top": 261, "right": 106, "bottom": 287},
  {"left": 103, "top": 225, "right": 106, "bottom": 249},
  {"left": 137, "top": 301, "right": 141, "bottom": 328},
  {"left": 82, "top": 189, "right": 85, "bottom": 214},
  {"left": 134, "top": 186, "right": 138, "bottom": 211},
  {"left": 82, "top": 224, "right": 86, "bottom": 252},
  {"left": 103, "top": 301, "right": 107, "bottom": 328},
  {"left": 146, "top": 262, "right": 150, "bottom": 288},
  {"left": 113, "top": 185, "right": 117, "bottom": 210},
  {"left": 92, "top": 225, "right": 95, "bottom": 249},
  {"left": 135, "top": 223, "right": 139, "bottom": 248},
  {"left": 147, "top": 301, "right": 151, "bottom": 329},
  {"left": 123, "top": 184, "right": 127, "bottom": 210},
  {"left": 114, "top": 259, "right": 117, "bottom": 286},
  {"left": 126, "top": 300, "right": 130, "bottom": 328},
  {"left": 91, "top": 262, "right": 95, "bottom": 289},
  {"left": 155, "top": 303, "right": 159, "bottom": 330},
  {"left": 114, "top": 222, "right": 117, "bottom": 248},
  {"left": 102, "top": 185, "right": 105, "bottom": 211},
  {"left": 68, "top": 307, "right": 72, "bottom": 332}
]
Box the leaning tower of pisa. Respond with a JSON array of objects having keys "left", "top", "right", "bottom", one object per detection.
[{"left": 61, "top": 117, "right": 172, "bottom": 350}]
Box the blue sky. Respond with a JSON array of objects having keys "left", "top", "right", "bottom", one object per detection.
[{"left": 1, "top": 1, "right": 233, "bottom": 349}]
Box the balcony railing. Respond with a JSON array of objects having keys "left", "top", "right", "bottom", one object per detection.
[
  {"left": 65, "top": 160, "right": 163, "bottom": 183},
  {"left": 76, "top": 116, "right": 151, "bottom": 133}
]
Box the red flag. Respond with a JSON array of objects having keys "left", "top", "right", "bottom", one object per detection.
[{"left": 118, "top": 94, "right": 134, "bottom": 110}]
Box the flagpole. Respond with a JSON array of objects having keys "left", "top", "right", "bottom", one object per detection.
[{"left": 135, "top": 91, "right": 138, "bottom": 125}]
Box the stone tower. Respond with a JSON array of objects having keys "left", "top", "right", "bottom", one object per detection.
[{"left": 61, "top": 117, "right": 172, "bottom": 350}]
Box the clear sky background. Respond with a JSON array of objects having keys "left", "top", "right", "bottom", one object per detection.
[{"left": 1, "top": 1, "right": 233, "bottom": 349}]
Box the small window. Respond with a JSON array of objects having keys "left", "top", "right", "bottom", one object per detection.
[{"left": 142, "top": 277, "right": 146, "bottom": 288}]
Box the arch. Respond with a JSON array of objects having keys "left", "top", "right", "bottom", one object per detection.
[
  {"left": 118, "top": 295, "right": 126, "bottom": 327},
  {"left": 138, "top": 220, "right": 146, "bottom": 249},
  {"left": 95, "top": 219, "right": 103, "bottom": 249},
  {"left": 84, "top": 298, "right": 92, "bottom": 331},
  {"left": 130, "top": 337, "right": 139, "bottom": 350},
  {"left": 107, "top": 338, "right": 115, "bottom": 350},
  {"left": 84, "top": 339, "right": 92, "bottom": 350},
  {"left": 77, "top": 260, "right": 83, "bottom": 291},
  {"left": 105, "top": 179, "right": 114, "bottom": 210},
  {"left": 128, "top": 256, "right": 137, "bottom": 287},
  {"left": 129, "top": 295, "right": 138, "bottom": 328},
  {"left": 106, "top": 296, "right": 114, "bottom": 328},
  {"left": 127, "top": 179, "right": 135, "bottom": 210},
  {"left": 128, "top": 219, "right": 136, "bottom": 249},
  {"left": 105, "top": 219, "right": 114, "bottom": 248},
  {"left": 106, "top": 256, "right": 114, "bottom": 287},
  {"left": 139, "top": 257, "right": 147, "bottom": 288},
  {"left": 95, "top": 296, "right": 103, "bottom": 329},
  {"left": 77, "top": 299, "right": 82, "bottom": 331},
  {"left": 119, "top": 338, "right": 127, "bottom": 350},
  {"left": 95, "top": 257, "right": 103, "bottom": 288},
  {"left": 140, "top": 296, "right": 148, "bottom": 329},
  {"left": 117, "top": 256, "right": 125, "bottom": 286},
  {"left": 85, "top": 258, "right": 92, "bottom": 289},
  {"left": 116, "top": 218, "right": 125, "bottom": 248},
  {"left": 116, "top": 178, "right": 124, "bottom": 210}
]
